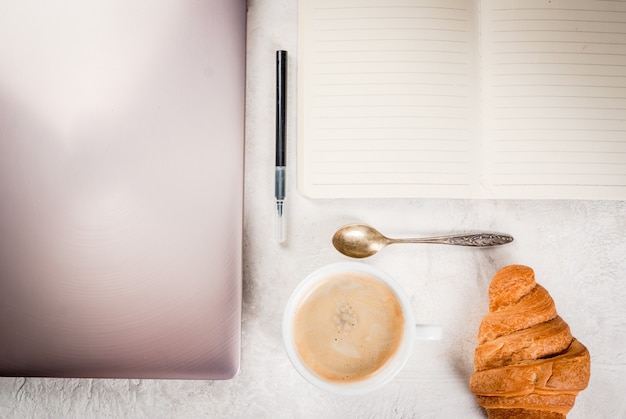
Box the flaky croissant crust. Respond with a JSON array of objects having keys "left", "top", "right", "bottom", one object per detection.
[{"left": 470, "top": 265, "right": 590, "bottom": 419}]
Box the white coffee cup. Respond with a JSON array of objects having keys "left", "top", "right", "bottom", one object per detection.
[{"left": 282, "top": 262, "right": 441, "bottom": 395}]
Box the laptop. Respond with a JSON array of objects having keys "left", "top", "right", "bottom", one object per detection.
[{"left": 0, "top": 0, "right": 245, "bottom": 379}]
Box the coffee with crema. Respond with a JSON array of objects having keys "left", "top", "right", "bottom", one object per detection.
[{"left": 293, "top": 271, "right": 405, "bottom": 383}]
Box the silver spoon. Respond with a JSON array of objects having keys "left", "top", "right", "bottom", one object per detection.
[{"left": 332, "top": 223, "right": 514, "bottom": 258}]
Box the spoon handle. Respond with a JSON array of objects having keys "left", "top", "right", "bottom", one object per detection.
[{"left": 394, "top": 232, "right": 514, "bottom": 247}]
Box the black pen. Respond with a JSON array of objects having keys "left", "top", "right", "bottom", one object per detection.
[{"left": 275, "top": 50, "right": 287, "bottom": 243}]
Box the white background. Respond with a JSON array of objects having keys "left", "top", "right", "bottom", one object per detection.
[{"left": 1, "top": 0, "right": 624, "bottom": 417}]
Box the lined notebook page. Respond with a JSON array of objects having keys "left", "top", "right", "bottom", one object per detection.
[
  {"left": 297, "top": 0, "right": 479, "bottom": 198},
  {"left": 482, "top": 0, "right": 626, "bottom": 199}
]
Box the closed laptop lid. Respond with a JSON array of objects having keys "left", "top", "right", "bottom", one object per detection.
[{"left": 0, "top": 0, "right": 245, "bottom": 379}]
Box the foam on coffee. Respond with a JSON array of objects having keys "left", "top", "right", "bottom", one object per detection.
[{"left": 293, "top": 271, "right": 405, "bottom": 383}]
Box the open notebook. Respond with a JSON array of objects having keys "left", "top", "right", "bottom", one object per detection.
[
  {"left": 0, "top": 0, "right": 245, "bottom": 379},
  {"left": 297, "top": 0, "right": 626, "bottom": 199}
]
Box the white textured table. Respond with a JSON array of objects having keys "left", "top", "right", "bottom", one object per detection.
[{"left": 1, "top": 1, "right": 625, "bottom": 417}]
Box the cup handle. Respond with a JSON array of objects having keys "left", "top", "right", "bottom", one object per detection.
[{"left": 414, "top": 324, "right": 442, "bottom": 340}]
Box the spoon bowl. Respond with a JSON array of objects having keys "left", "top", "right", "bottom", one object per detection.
[{"left": 332, "top": 224, "right": 514, "bottom": 258}]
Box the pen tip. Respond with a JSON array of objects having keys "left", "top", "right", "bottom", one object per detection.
[{"left": 276, "top": 201, "right": 286, "bottom": 243}]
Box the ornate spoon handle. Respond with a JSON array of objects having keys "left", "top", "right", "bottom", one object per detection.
[{"left": 394, "top": 232, "right": 514, "bottom": 247}]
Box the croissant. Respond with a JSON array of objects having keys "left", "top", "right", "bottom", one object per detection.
[{"left": 469, "top": 265, "right": 590, "bottom": 419}]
